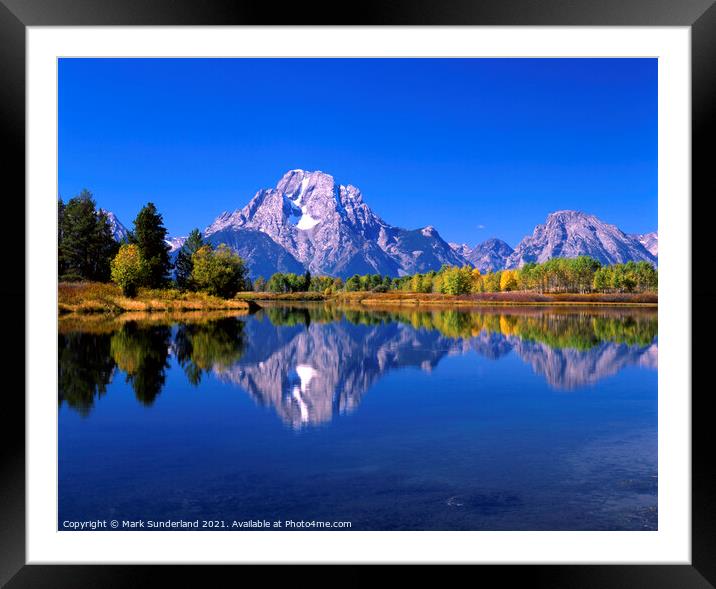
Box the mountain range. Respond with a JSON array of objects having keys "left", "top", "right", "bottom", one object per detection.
[
  {"left": 503, "top": 210, "right": 657, "bottom": 269},
  {"left": 105, "top": 169, "right": 657, "bottom": 278}
]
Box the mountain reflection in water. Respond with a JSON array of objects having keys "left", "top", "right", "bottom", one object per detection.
[{"left": 58, "top": 305, "right": 657, "bottom": 427}]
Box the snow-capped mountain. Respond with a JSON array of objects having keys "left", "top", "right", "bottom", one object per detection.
[
  {"left": 505, "top": 210, "right": 657, "bottom": 269},
  {"left": 99, "top": 209, "right": 130, "bottom": 242},
  {"left": 630, "top": 232, "right": 658, "bottom": 257},
  {"left": 204, "top": 169, "right": 468, "bottom": 278},
  {"left": 450, "top": 238, "right": 514, "bottom": 272}
]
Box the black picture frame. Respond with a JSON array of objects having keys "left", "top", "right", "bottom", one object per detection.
[{"left": 2, "top": 0, "right": 712, "bottom": 585}]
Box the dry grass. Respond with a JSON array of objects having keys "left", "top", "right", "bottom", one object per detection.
[
  {"left": 234, "top": 291, "right": 328, "bottom": 301},
  {"left": 333, "top": 291, "right": 657, "bottom": 307},
  {"left": 58, "top": 282, "right": 255, "bottom": 315}
]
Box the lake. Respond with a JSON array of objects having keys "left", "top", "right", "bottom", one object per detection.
[{"left": 58, "top": 304, "right": 657, "bottom": 531}]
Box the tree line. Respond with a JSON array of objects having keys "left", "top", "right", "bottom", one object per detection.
[
  {"left": 256, "top": 256, "right": 657, "bottom": 295},
  {"left": 58, "top": 190, "right": 248, "bottom": 298}
]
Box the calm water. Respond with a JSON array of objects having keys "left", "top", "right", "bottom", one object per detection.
[{"left": 58, "top": 304, "right": 657, "bottom": 531}]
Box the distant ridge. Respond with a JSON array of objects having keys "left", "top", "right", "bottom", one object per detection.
[
  {"left": 505, "top": 210, "right": 657, "bottom": 269},
  {"left": 449, "top": 238, "right": 514, "bottom": 273}
]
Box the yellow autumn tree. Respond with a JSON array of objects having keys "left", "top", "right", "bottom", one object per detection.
[
  {"left": 470, "top": 268, "right": 483, "bottom": 293},
  {"left": 500, "top": 269, "right": 519, "bottom": 292}
]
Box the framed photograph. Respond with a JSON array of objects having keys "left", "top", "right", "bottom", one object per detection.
[{"left": 3, "top": 0, "right": 712, "bottom": 585}]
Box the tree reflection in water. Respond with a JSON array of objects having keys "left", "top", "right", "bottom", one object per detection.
[
  {"left": 174, "top": 318, "right": 246, "bottom": 385},
  {"left": 58, "top": 332, "right": 115, "bottom": 416},
  {"left": 110, "top": 322, "right": 172, "bottom": 406},
  {"left": 58, "top": 305, "right": 657, "bottom": 423}
]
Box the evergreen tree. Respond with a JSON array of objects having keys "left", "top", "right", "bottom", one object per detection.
[
  {"left": 175, "top": 229, "right": 206, "bottom": 290},
  {"left": 130, "top": 202, "right": 171, "bottom": 288},
  {"left": 91, "top": 210, "right": 120, "bottom": 281},
  {"left": 58, "top": 197, "right": 66, "bottom": 276},
  {"left": 59, "top": 189, "right": 117, "bottom": 281}
]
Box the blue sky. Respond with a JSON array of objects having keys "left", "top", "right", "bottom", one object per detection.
[{"left": 58, "top": 58, "right": 657, "bottom": 247}]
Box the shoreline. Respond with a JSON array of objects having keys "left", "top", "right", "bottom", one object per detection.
[
  {"left": 240, "top": 291, "right": 658, "bottom": 307},
  {"left": 59, "top": 283, "right": 658, "bottom": 317},
  {"left": 58, "top": 282, "right": 258, "bottom": 316}
]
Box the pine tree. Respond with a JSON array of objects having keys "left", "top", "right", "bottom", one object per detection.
[
  {"left": 175, "top": 229, "right": 206, "bottom": 290},
  {"left": 130, "top": 202, "right": 171, "bottom": 288},
  {"left": 91, "top": 210, "right": 120, "bottom": 281},
  {"left": 59, "top": 189, "right": 117, "bottom": 281},
  {"left": 58, "top": 197, "right": 66, "bottom": 276}
]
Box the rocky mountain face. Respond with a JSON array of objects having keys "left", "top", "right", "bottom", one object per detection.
[
  {"left": 204, "top": 169, "right": 468, "bottom": 278},
  {"left": 99, "top": 209, "right": 130, "bottom": 243},
  {"left": 469, "top": 238, "right": 515, "bottom": 272},
  {"left": 450, "top": 238, "right": 515, "bottom": 272},
  {"left": 505, "top": 210, "right": 657, "bottom": 269},
  {"left": 630, "top": 232, "right": 658, "bottom": 257},
  {"left": 448, "top": 242, "right": 472, "bottom": 259}
]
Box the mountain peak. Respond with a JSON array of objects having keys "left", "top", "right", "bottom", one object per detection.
[
  {"left": 464, "top": 238, "right": 514, "bottom": 272},
  {"left": 544, "top": 210, "right": 599, "bottom": 224},
  {"left": 276, "top": 169, "right": 333, "bottom": 195},
  {"left": 203, "top": 169, "right": 468, "bottom": 277},
  {"left": 506, "top": 211, "right": 656, "bottom": 268},
  {"left": 98, "top": 209, "right": 130, "bottom": 242},
  {"left": 548, "top": 209, "right": 585, "bottom": 216}
]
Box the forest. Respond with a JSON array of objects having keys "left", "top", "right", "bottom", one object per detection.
[{"left": 259, "top": 257, "right": 657, "bottom": 296}]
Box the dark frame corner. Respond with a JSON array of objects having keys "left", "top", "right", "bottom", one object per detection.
[{"left": 2, "top": 0, "right": 713, "bottom": 586}]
